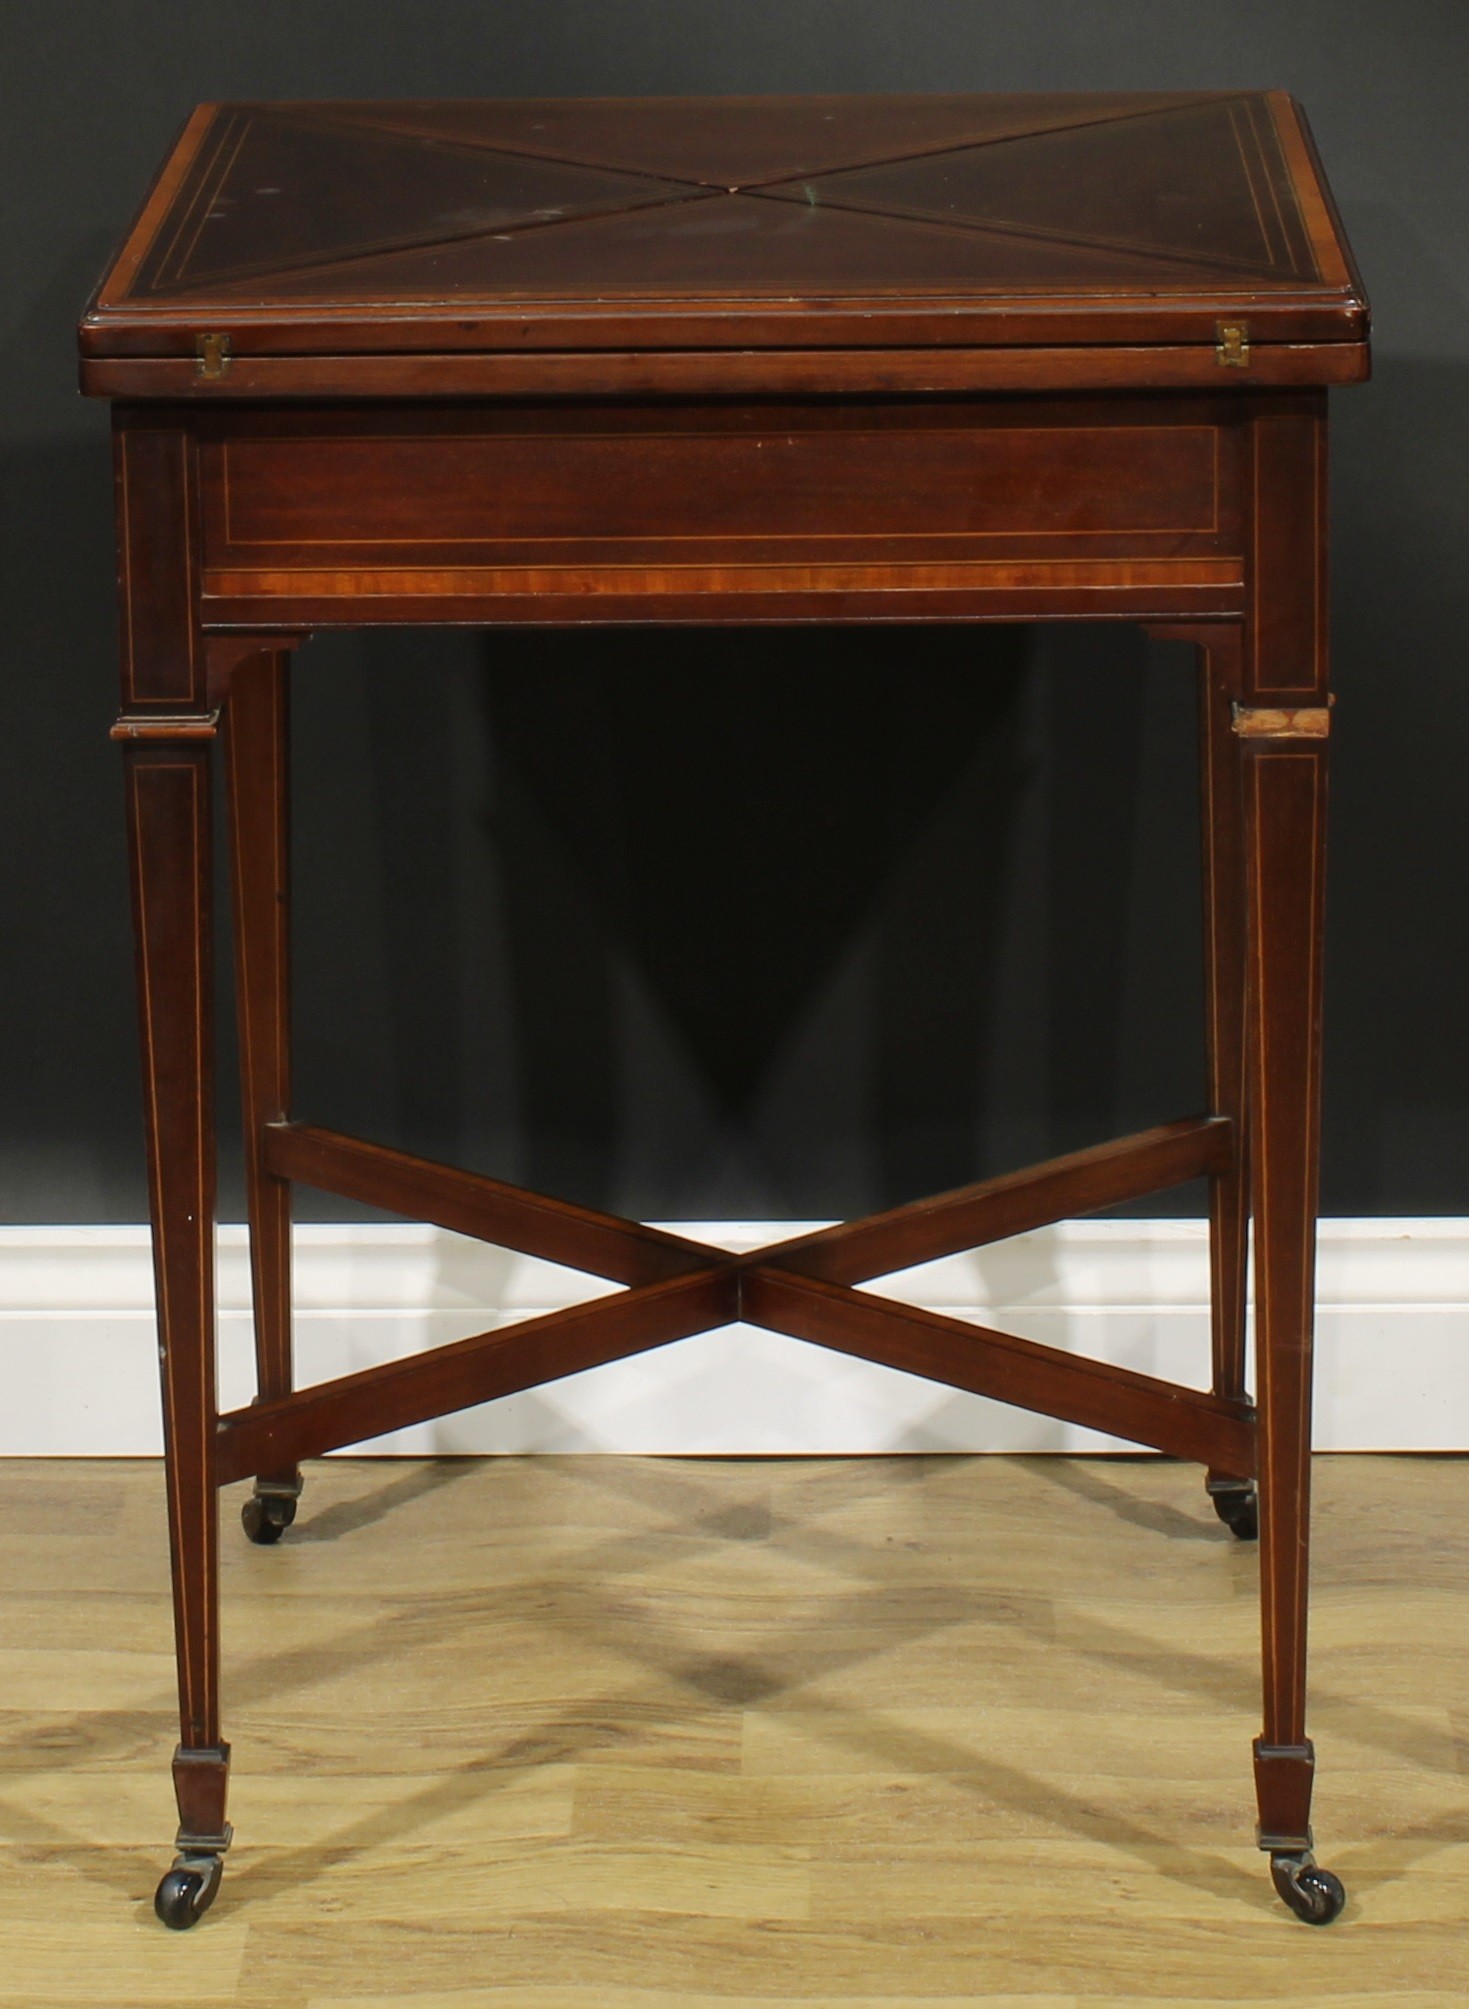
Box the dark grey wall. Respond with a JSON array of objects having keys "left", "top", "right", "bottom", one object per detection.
[{"left": 2, "top": 4, "right": 1465, "bottom": 1223}]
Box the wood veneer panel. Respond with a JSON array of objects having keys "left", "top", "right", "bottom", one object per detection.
[
  {"left": 204, "top": 419, "right": 1227, "bottom": 568},
  {"left": 172, "top": 193, "right": 1288, "bottom": 304},
  {"left": 310, "top": 91, "right": 1226, "bottom": 187},
  {"left": 1248, "top": 402, "right": 1328, "bottom": 699},
  {"left": 772, "top": 97, "right": 1317, "bottom": 284},
  {"left": 129, "top": 108, "right": 691, "bottom": 296},
  {"left": 113, "top": 416, "right": 202, "bottom": 708}
]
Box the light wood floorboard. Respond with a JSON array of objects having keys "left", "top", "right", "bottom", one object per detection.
[{"left": 0, "top": 1453, "right": 1464, "bottom": 2003}]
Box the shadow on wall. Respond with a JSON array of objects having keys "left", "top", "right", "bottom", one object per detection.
[
  {"left": 292, "top": 619, "right": 1207, "bottom": 1223},
  {"left": 476, "top": 624, "right": 1033, "bottom": 1212}
]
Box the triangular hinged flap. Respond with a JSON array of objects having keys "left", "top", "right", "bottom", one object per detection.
[
  {"left": 133, "top": 106, "right": 695, "bottom": 295},
  {"left": 305, "top": 92, "right": 1224, "bottom": 190},
  {"left": 768, "top": 98, "right": 1319, "bottom": 283}
]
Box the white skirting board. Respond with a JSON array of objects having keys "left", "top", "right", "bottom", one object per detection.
[{"left": 1, "top": 1219, "right": 1466, "bottom": 1457}]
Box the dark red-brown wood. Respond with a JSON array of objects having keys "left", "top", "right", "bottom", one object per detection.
[
  {"left": 263, "top": 1123, "right": 712, "bottom": 1286},
  {"left": 224, "top": 649, "right": 299, "bottom": 1519},
  {"left": 81, "top": 93, "right": 1366, "bottom": 395},
  {"left": 121, "top": 733, "right": 231, "bottom": 1853},
  {"left": 741, "top": 1267, "right": 1257, "bottom": 1476},
  {"left": 762, "top": 1114, "right": 1233, "bottom": 1285},
  {"left": 89, "top": 92, "right": 1365, "bottom": 1926},
  {"left": 216, "top": 1267, "right": 739, "bottom": 1486},
  {"left": 1239, "top": 406, "right": 1332, "bottom": 1849},
  {"left": 1149, "top": 622, "right": 1254, "bottom": 1504}
]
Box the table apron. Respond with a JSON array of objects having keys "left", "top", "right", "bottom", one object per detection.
[{"left": 196, "top": 398, "right": 1247, "bottom": 627}]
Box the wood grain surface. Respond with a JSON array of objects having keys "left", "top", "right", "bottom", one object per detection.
[
  {"left": 0, "top": 1453, "right": 1463, "bottom": 2005},
  {"left": 78, "top": 94, "right": 1368, "bottom": 396}
]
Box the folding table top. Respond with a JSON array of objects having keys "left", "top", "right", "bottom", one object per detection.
[{"left": 80, "top": 93, "right": 1368, "bottom": 396}]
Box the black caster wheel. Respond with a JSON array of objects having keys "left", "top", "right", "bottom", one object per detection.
[
  {"left": 154, "top": 1850, "right": 224, "bottom": 1930},
  {"left": 242, "top": 1492, "right": 296, "bottom": 1544},
  {"left": 1209, "top": 1479, "right": 1259, "bottom": 1542},
  {"left": 1270, "top": 1851, "right": 1346, "bottom": 1925}
]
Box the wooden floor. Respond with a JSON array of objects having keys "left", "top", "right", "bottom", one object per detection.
[{"left": 0, "top": 1453, "right": 1465, "bottom": 2005}]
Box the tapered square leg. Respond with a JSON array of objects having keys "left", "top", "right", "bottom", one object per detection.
[
  {"left": 1146, "top": 622, "right": 1258, "bottom": 1539},
  {"left": 224, "top": 649, "right": 302, "bottom": 1543},
  {"left": 121, "top": 737, "right": 232, "bottom": 1928},
  {"left": 1241, "top": 716, "right": 1343, "bottom": 1924},
  {"left": 1245, "top": 730, "right": 1325, "bottom": 1837},
  {"left": 1199, "top": 628, "right": 1256, "bottom": 1540}
]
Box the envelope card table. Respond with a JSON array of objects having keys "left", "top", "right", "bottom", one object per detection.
[{"left": 79, "top": 92, "right": 1369, "bottom": 1930}]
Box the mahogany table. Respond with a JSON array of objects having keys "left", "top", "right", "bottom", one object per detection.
[{"left": 80, "top": 92, "right": 1369, "bottom": 1930}]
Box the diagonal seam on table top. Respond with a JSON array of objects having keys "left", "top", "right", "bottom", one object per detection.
[
  {"left": 739, "top": 184, "right": 1308, "bottom": 287},
  {"left": 730, "top": 90, "right": 1265, "bottom": 192},
  {"left": 133, "top": 185, "right": 725, "bottom": 297},
  {"left": 740, "top": 96, "right": 1310, "bottom": 286},
  {"left": 142, "top": 202, "right": 1304, "bottom": 315},
  {"left": 135, "top": 103, "right": 727, "bottom": 298},
  {"left": 134, "top": 93, "right": 1288, "bottom": 301}
]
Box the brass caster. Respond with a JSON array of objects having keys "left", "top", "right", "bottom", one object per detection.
[
  {"left": 1208, "top": 1477, "right": 1259, "bottom": 1542},
  {"left": 242, "top": 1491, "right": 297, "bottom": 1544},
  {"left": 154, "top": 1849, "right": 224, "bottom": 1929},
  {"left": 1270, "top": 1849, "right": 1346, "bottom": 1924}
]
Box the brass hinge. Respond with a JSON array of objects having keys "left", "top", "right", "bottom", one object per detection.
[
  {"left": 1232, "top": 702, "right": 1332, "bottom": 740},
  {"left": 195, "top": 332, "right": 232, "bottom": 380},
  {"left": 1216, "top": 321, "right": 1250, "bottom": 369},
  {"left": 110, "top": 710, "right": 220, "bottom": 742}
]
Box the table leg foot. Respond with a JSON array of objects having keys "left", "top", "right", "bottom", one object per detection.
[
  {"left": 158, "top": 1743, "right": 232, "bottom": 1928},
  {"left": 241, "top": 1470, "right": 304, "bottom": 1545},
  {"left": 241, "top": 1486, "right": 298, "bottom": 1544},
  {"left": 1269, "top": 1850, "right": 1346, "bottom": 1925},
  {"left": 1206, "top": 1473, "right": 1259, "bottom": 1541}
]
